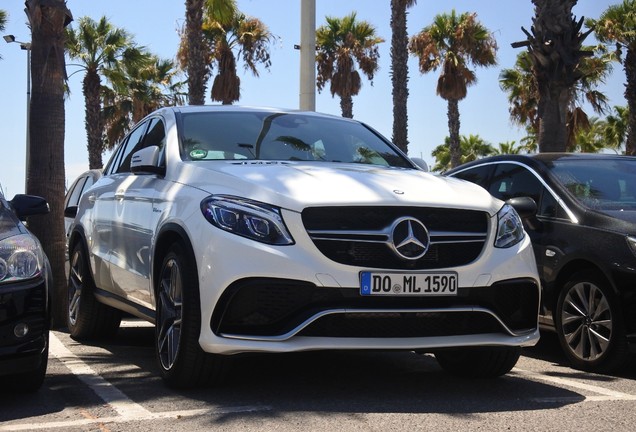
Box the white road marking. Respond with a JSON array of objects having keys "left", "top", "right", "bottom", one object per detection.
[
  {"left": 512, "top": 367, "right": 636, "bottom": 402},
  {"left": 48, "top": 332, "right": 153, "bottom": 418},
  {"left": 6, "top": 332, "right": 271, "bottom": 432}
]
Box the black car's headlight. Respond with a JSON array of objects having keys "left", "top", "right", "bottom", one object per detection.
[
  {"left": 495, "top": 204, "right": 525, "bottom": 248},
  {"left": 201, "top": 195, "right": 294, "bottom": 245},
  {"left": 0, "top": 234, "right": 44, "bottom": 283}
]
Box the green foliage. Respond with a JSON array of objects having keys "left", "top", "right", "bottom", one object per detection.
[
  {"left": 316, "top": 12, "right": 384, "bottom": 117},
  {"left": 431, "top": 134, "right": 495, "bottom": 172}
]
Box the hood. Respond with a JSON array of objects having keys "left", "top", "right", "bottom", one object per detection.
[{"left": 173, "top": 161, "right": 503, "bottom": 215}]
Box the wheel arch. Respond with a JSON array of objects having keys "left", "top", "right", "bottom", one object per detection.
[
  {"left": 551, "top": 258, "right": 617, "bottom": 312},
  {"left": 153, "top": 223, "right": 198, "bottom": 299}
]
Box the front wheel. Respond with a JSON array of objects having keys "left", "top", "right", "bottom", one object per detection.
[
  {"left": 155, "top": 242, "right": 227, "bottom": 388},
  {"left": 555, "top": 270, "right": 629, "bottom": 372},
  {"left": 434, "top": 346, "right": 521, "bottom": 378}
]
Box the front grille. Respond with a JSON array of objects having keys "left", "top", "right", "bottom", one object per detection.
[
  {"left": 211, "top": 278, "right": 539, "bottom": 338},
  {"left": 302, "top": 206, "right": 489, "bottom": 270}
]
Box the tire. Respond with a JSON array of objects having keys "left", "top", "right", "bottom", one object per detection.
[
  {"left": 67, "top": 242, "right": 121, "bottom": 340},
  {"left": 435, "top": 346, "right": 521, "bottom": 378},
  {"left": 555, "top": 270, "right": 629, "bottom": 373},
  {"left": 155, "top": 242, "right": 228, "bottom": 388}
]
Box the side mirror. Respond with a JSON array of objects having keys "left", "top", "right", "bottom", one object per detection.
[
  {"left": 131, "top": 146, "right": 165, "bottom": 175},
  {"left": 64, "top": 205, "right": 78, "bottom": 219},
  {"left": 410, "top": 157, "right": 429, "bottom": 172},
  {"left": 506, "top": 196, "right": 537, "bottom": 220},
  {"left": 10, "top": 194, "right": 50, "bottom": 220}
]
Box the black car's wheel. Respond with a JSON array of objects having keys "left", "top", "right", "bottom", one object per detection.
[
  {"left": 435, "top": 346, "right": 521, "bottom": 378},
  {"left": 67, "top": 242, "right": 121, "bottom": 339},
  {"left": 5, "top": 333, "right": 49, "bottom": 392},
  {"left": 555, "top": 270, "right": 629, "bottom": 372},
  {"left": 155, "top": 242, "right": 227, "bottom": 388}
]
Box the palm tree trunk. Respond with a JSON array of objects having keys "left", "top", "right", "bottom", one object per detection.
[
  {"left": 625, "top": 47, "right": 636, "bottom": 156},
  {"left": 186, "top": 0, "right": 207, "bottom": 105},
  {"left": 447, "top": 98, "right": 461, "bottom": 168},
  {"left": 340, "top": 95, "right": 354, "bottom": 119},
  {"left": 25, "top": 0, "right": 72, "bottom": 328},
  {"left": 538, "top": 89, "right": 569, "bottom": 152},
  {"left": 84, "top": 70, "right": 104, "bottom": 169},
  {"left": 390, "top": 0, "right": 409, "bottom": 153}
]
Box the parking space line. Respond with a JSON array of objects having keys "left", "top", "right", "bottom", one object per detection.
[
  {"left": 512, "top": 367, "right": 636, "bottom": 402},
  {"left": 49, "top": 332, "right": 153, "bottom": 418}
]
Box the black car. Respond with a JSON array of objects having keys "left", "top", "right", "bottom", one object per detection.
[
  {"left": 447, "top": 153, "right": 636, "bottom": 372},
  {"left": 0, "top": 190, "right": 51, "bottom": 391}
]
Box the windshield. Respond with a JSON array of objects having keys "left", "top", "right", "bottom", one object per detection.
[
  {"left": 550, "top": 158, "right": 636, "bottom": 211},
  {"left": 178, "top": 111, "right": 412, "bottom": 168}
]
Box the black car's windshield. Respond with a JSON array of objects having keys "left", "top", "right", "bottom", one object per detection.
[
  {"left": 178, "top": 111, "right": 412, "bottom": 168},
  {"left": 550, "top": 158, "right": 636, "bottom": 211}
]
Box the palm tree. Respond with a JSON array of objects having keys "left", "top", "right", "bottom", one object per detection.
[
  {"left": 409, "top": 10, "right": 497, "bottom": 169},
  {"left": 103, "top": 54, "right": 186, "bottom": 148},
  {"left": 184, "top": 0, "right": 207, "bottom": 105},
  {"left": 499, "top": 52, "right": 540, "bottom": 135},
  {"left": 572, "top": 117, "right": 606, "bottom": 153},
  {"left": 511, "top": 0, "right": 594, "bottom": 153},
  {"left": 316, "top": 12, "right": 384, "bottom": 118},
  {"left": 431, "top": 134, "right": 495, "bottom": 172},
  {"left": 588, "top": 0, "right": 636, "bottom": 155},
  {"left": 500, "top": 47, "right": 612, "bottom": 151},
  {"left": 24, "top": 0, "right": 72, "bottom": 327},
  {"left": 493, "top": 141, "right": 524, "bottom": 155},
  {"left": 0, "top": 10, "right": 7, "bottom": 60},
  {"left": 66, "top": 16, "right": 144, "bottom": 169},
  {"left": 183, "top": 0, "right": 237, "bottom": 105},
  {"left": 602, "top": 105, "right": 630, "bottom": 152},
  {"left": 203, "top": 10, "right": 273, "bottom": 104},
  {"left": 390, "top": 0, "right": 416, "bottom": 153}
]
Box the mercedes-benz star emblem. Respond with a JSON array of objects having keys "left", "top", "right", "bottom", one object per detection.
[{"left": 390, "top": 217, "right": 430, "bottom": 260}]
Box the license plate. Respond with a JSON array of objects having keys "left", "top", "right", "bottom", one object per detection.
[{"left": 360, "top": 271, "right": 458, "bottom": 296}]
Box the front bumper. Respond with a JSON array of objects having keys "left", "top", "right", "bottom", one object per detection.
[
  {"left": 0, "top": 277, "right": 49, "bottom": 376},
  {"left": 184, "top": 208, "right": 541, "bottom": 355}
]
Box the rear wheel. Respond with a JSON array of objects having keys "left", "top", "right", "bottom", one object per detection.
[
  {"left": 155, "top": 242, "right": 227, "bottom": 388},
  {"left": 435, "top": 346, "right": 521, "bottom": 378},
  {"left": 555, "top": 270, "right": 629, "bottom": 372},
  {"left": 67, "top": 242, "right": 121, "bottom": 339}
]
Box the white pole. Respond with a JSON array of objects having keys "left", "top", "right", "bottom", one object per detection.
[{"left": 299, "top": 0, "right": 316, "bottom": 111}]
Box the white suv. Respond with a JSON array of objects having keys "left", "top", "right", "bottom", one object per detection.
[{"left": 66, "top": 106, "right": 540, "bottom": 387}]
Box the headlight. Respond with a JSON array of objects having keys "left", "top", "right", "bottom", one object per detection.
[
  {"left": 0, "top": 234, "right": 44, "bottom": 283},
  {"left": 201, "top": 195, "right": 294, "bottom": 245},
  {"left": 495, "top": 204, "right": 525, "bottom": 248}
]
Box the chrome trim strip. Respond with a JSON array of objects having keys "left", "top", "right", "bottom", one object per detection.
[
  {"left": 219, "top": 307, "right": 535, "bottom": 342},
  {"left": 307, "top": 229, "right": 487, "bottom": 245}
]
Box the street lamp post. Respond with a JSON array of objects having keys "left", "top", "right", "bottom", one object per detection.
[{"left": 3, "top": 35, "right": 31, "bottom": 192}]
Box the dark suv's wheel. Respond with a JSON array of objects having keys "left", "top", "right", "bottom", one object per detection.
[
  {"left": 67, "top": 242, "right": 121, "bottom": 339},
  {"left": 435, "top": 346, "right": 521, "bottom": 378},
  {"left": 155, "top": 242, "right": 227, "bottom": 388},
  {"left": 555, "top": 270, "right": 629, "bottom": 372}
]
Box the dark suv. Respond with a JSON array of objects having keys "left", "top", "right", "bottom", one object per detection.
[{"left": 447, "top": 153, "right": 636, "bottom": 373}]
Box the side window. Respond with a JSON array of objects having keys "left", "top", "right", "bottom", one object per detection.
[
  {"left": 64, "top": 176, "right": 88, "bottom": 209},
  {"left": 144, "top": 118, "right": 167, "bottom": 166},
  {"left": 114, "top": 121, "right": 151, "bottom": 174},
  {"left": 453, "top": 165, "right": 493, "bottom": 189},
  {"left": 489, "top": 164, "right": 543, "bottom": 204}
]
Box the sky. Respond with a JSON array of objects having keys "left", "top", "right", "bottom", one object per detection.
[{"left": 0, "top": 0, "right": 627, "bottom": 197}]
